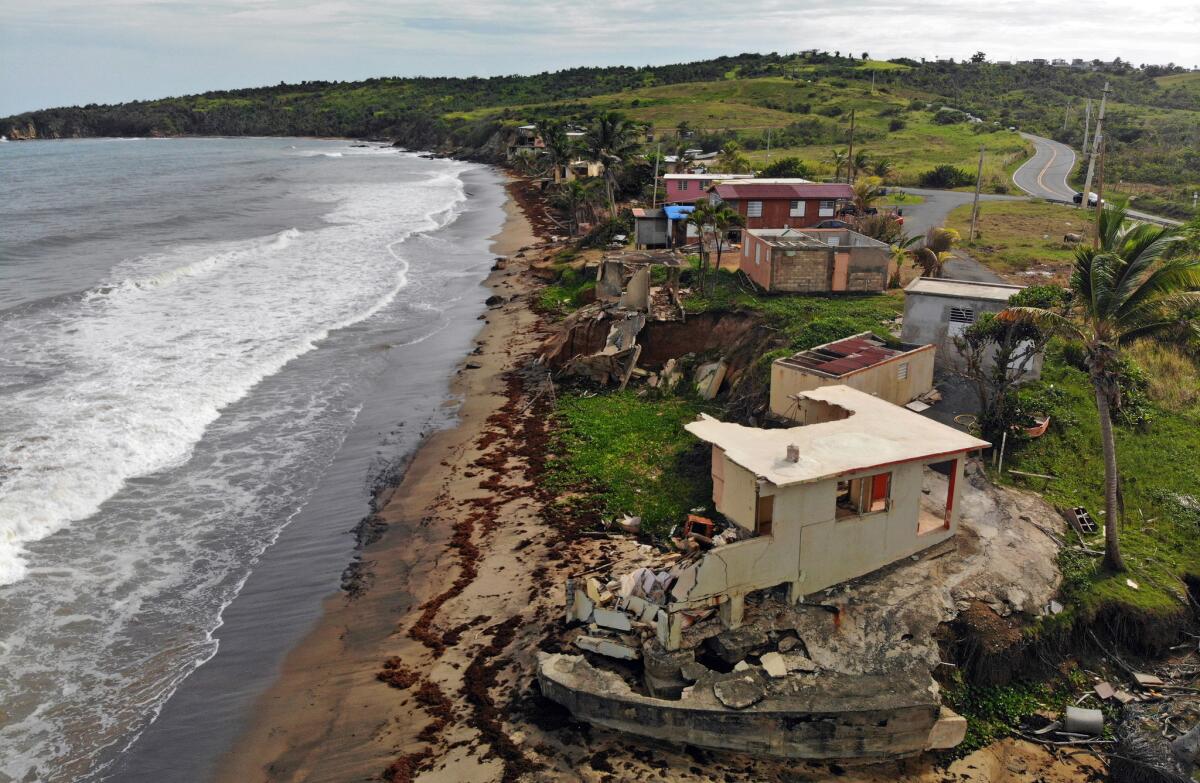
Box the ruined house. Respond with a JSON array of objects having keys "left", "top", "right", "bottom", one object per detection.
[
  {"left": 665, "top": 386, "right": 988, "bottom": 650},
  {"left": 769, "top": 332, "right": 935, "bottom": 417},
  {"left": 739, "top": 228, "right": 893, "bottom": 293}
]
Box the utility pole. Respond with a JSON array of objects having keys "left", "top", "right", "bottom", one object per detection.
[
  {"left": 651, "top": 142, "right": 661, "bottom": 208},
  {"left": 1093, "top": 135, "right": 1107, "bottom": 250},
  {"left": 1080, "top": 82, "right": 1111, "bottom": 209},
  {"left": 846, "top": 109, "right": 856, "bottom": 183},
  {"left": 766, "top": 128, "right": 772, "bottom": 162},
  {"left": 1082, "top": 98, "right": 1092, "bottom": 157},
  {"left": 969, "top": 144, "right": 985, "bottom": 241}
]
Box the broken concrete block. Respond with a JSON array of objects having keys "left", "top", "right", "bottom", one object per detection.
[
  {"left": 669, "top": 566, "right": 698, "bottom": 602},
  {"left": 593, "top": 608, "right": 633, "bottom": 632},
  {"left": 777, "top": 636, "right": 800, "bottom": 653},
  {"left": 734, "top": 660, "right": 750, "bottom": 672},
  {"left": 642, "top": 640, "right": 695, "bottom": 680},
  {"left": 1094, "top": 681, "right": 1115, "bottom": 700},
  {"left": 569, "top": 590, "right": 595, "bottom": 624},
  {"left": 585, "top": 577, "right": 603, "bottom": 603},
  {"left": 693, "top": 361, "right": 727, "bottom": 401},
  {"left": 782, "top": 654, "right": 818, "bottom": 673},
  {"left": 619, "top": 266, "right": 651, "bottom": 312},
  {"left": 705, "top": 624, "right": 771, "bottom": 666},
  {"left": 926, "top": 707, "right": 968, "bottom": 749},
  {"left": 679, "top": 661, "right": 710, "bottom": 682},
  {"left": 1133, "top": 672, "right": 1165, "bottom": 688},
  {"left": 713, "top": 674, "right": 765, "bottom": 710},
  {"left": 575, "top": 635, "right": 639, "bottom": 661},
  {"left": 760, "top": 652, "right": 787, "bottom": 678}
]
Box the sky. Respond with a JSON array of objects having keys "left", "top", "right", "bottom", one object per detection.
[{"left": 1, "top": 0, "right": 1198, "bottom": 116}]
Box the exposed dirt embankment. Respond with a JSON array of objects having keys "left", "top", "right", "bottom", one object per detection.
[{"left": 542, "top": 305, "right": 773, "bottom": 383}]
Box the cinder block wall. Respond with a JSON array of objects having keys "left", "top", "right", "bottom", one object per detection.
[{"left": 773, "top": 250, "right": 831, "bottom": 292}]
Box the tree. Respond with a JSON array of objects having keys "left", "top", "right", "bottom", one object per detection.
[
  {"left": 676, "top": 120, "right": 693, "bottom": 138},
  {"left": 549, "top": 178, "right": 602, "bottom": 236},
  {"left": 584, "top": 111, "right": 642, "bottom": 213},
  {"left": 852, "top": 150, "right": 871, "bottom": 179},
  {"left": 872, "top": 158, "right": 895, "bottom": 180},
  {"left": 999, "top": 203, "right": 1200, "bottom": 572},
  {"left": 971, "top": 51, "right": 987, "bottom": 64},
  {"left": 540, "top": 119, "right": 577, "bottom": 184},
  {"left": 708, "top": 204, "right": 745, "bottom": 275},
  {"left": 686, "top": 202, "right": 718, "bottom": 292},
  {"left": 851, "top": 176, "right": 883, "bottom": 213},
  {"left": 667, "top": 143, "right": 696, "bottom": 174},
  {"left": 910, "top": 227, "right": 960, "bottom": 277},
  {"left": 862, "top": 52, "right": 869, "bottom": 61},
  {"left": 830, "top": 148, "right": 848, "bottom": 181},
  {"left": 760, "top": 156, "right": 813, "bottom": 179},
  {"left": 718, "top": 140, "right": 752, "bottom": 173},
  {"left": 954, "top": 286, "right": 1068, "bottom": 444}
]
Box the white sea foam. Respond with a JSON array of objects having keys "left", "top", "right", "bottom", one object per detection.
[{"left": 0, "top": 167, "right": 467, "bottom": 587}]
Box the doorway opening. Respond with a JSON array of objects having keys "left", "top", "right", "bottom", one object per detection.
[{"left": 918, "top": 459, "right": 957, "bottom": 535}]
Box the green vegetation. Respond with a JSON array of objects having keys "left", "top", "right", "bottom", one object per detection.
[
  {"left": 7, "top": 52, "right": 1195, "bottom": 211},
  {"left": 546, "top": 392, "right": 713, "bottom": 536},
  {"left": 536, "top": 266, "right": 595, "bottom": 315},
  {"left": 943, "top": 672, "right": 1086, "bottom": 753},
  {"left": 1004, "top": 345, "right": 1200, "bottom": 614},
  {"left": 947, "top": 200, "right": 1088, "bottom": 278}
]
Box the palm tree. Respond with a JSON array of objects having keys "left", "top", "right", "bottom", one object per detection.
[
  {"left": 718, "top": 141, "right": 751, "bottom": 173},
  {"left": 686, "top": 202, "right": 718, "bottom": 292},
  {"left": 1000, "top": 204, "right": 1199, "bottom": 572},
  {"left": 910, "top": 227, "right": 959, "bottom": 278},
  {"left": 709, "top": 205, "right": 746, "bottom": 274},
  {"left": 872, "top": 158, "right": 895, "bottom": 181},
  {"left": 852, "top": 176, "right": 884, "bottom": 213},
  {"left": 830, "top": 149, "right": 848, "bottom": 181},
  {"left": 584, "top": 112, "right": 642, "bottom": 214},
  {"left": 540, "top": 120, "right": 577, "bottom": 184},
  {"left": 852, "top": 150, "right": 871, "bottom": 181},
  {"left": 550, "top": 178, "right": 602, "bottom": 236}
]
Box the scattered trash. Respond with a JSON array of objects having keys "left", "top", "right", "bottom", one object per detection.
[
  {"left": 1094, "top": 681, "right": 1115, "bottom": 700},
  {"left": 1064, "top": 706, "right": 1104, "bottom": 735},
  {"left": 615, "top": 514, "right": 642, "bottom": 534},
  {"left": 1126, "top": 578, "right": 1140, "bottom": 590},
  {"left": 1133, "top": 672, "right": 1165, "bottom": 688}
]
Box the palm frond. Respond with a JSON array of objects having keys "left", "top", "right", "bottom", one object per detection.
[{"left": 997, "top": 306, "right": 1085, "bottom": 341}]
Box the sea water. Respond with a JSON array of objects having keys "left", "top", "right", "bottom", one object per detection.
[{"left": 0, "top": 138, "right": 506, "bottom": 781}]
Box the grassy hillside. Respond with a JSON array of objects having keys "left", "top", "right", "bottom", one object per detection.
[{"left": 4, "top": 52, "right": 1196, "bottom": 211}]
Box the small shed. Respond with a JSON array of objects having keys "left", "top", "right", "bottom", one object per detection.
[
  {"left": 900, "top": 278, "right": 1043, "bottom": 379},
  {"left": 631, "top": 208, "right": 669, "bottom": 249},
  {"left": 770, "top": 332, "right": 934, "bottom": 419}
]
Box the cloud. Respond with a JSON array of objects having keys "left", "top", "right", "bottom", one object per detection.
[{"left": 1, "top": 0, "right": 1197, "bottom": 114}]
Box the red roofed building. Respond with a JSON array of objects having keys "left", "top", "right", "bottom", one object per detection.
[{"left": 709, "top": 180, "right": 854, "bottom": 230}]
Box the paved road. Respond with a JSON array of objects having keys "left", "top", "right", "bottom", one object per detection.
[
  {"left": 892, "top": 188, "right": 1024, "bottom": 282},
  {"left": 1012, "top": 133, "right": 1077, "bottom": 202},
  {"left": 1013, "top": 133, "right": 1182, "bottom": 226}
]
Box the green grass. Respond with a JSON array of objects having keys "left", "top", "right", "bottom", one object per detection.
[
  {"left": 546, "top": 391, "right": 714, "bottom": 536},
  {"left": 1002, "top": 344, "right": 1200, "bottom": 617},
  {"left": 942, "top": 673, "right": 1085, "bottom": 754},
  {"left": 686, "top": 268, "right": 905, "bottom": 349},
  {"left": 946, "top": 200, "right": 1090, "bottom": 280},
  {"left": 535, "top": 265, "right": 595, "bottom": 316},
  {"left": 880, "top": 191, "right": 924, "bottom": 206}
]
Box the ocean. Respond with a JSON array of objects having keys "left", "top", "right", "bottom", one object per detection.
[{"left": 0, "top": 137, "right": 507, "bottom": 781}]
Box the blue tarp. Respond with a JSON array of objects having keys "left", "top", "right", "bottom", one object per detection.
[{"left": 663, "top": 204, "right": 695, "bottom": 221}]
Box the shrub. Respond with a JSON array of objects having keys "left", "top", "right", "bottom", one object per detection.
[
  {"left": 933, "top": 107, "right": 969, "bottom": 125},
  {"left": 760, "top": 156, "right": 814, "bottom": 179},
  {"left": 888, "top": 118, "right": 906, "bottom": 132},
  {"left": 819, "top": 105, "right": 844, "bottom": 117},
  {"left": 907, "top": 98, "right": 926, "bottom": 111},
  {"left": 918, "top": 164, "right": 975, "bottom": 188}
]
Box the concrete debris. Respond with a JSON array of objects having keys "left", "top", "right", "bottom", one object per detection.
[
  {"left": 593, "top": 608, "right": 633, "bottom": 632},
  {"left": 925, "top": 708, "right": 968, "bottom": 749},
  {"left": 576, "top": 635, "right": 640, "bottom": 660},
  {"left": 679, "top": 661, "right": 710, "bottom": 682},
  {"left": 615, "top": 513, "right": 642, "bottom": 533},
  {"left": 1064, "top": 706, "right": 1104, "bottom": 735},
  {"left": 734, "top": 660, "right": 750, "bottom": 672},
  {"left": 782, "top": 654, "right": 818, "bottom": 673},
  {"left": 1113, "top": 690, "right": 1138, "bottom": 704},
  {"left": 760, "top": 651, "right": 788, "bottom": 678},
  {"left": 619, "top": 266, "right": 651, "bottom": 312},
  {"left": 1133, "top": 672, "right": 1165, "bottom": 688},
  {"left": 1094, "top": 681, "right": 1115, "bottom": 700},
  {"left": 713, "top": 674, "right": 765, "bottom": 710},
  {"left": 568, "top": 586, "right": 594, "bottom": 623},
  {"left": 597, "top": 258, "right": 624, "bottom": 301},
  {"left": 693, "top": 360, "right": 727, "bottom": 400},
  {"left": 602, "top": 313, "right": 646, "bottom": 355},
  {"left": 777, "top": 635, "right": 800, "bottom": 653}
]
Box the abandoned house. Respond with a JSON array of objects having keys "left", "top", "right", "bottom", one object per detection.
[
  {"left": 739, "top": 227, "right": 893, "bottom": 293},
  {"left": 901, "top": 277, "right": 1044, "bottom": 380},
  {"left": 769, "top": 332, "right": 935, "bottom": 418},
  {"left": 658, "top": 386, "right": 989, "bottom": 649},
  {"left": 708, "top": 180, "right": 854, "bottom": 231}
]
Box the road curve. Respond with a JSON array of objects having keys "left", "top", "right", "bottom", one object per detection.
[
  {"left": 1012, "top": 133, "right": 1077, "bottom": 202},
  {"left": 1013, "top": 133, "right": 1182, "bottom": 226}
]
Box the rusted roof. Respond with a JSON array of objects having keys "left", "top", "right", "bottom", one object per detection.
[
  {"left": 775, "top": 332, "right": 928, "bottom": 377},
  {"left": 712, "top": 182, "right": 854, "bottom": 200}
]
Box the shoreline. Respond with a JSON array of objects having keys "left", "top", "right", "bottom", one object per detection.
[{"left": 212, "top": 175, "right": 545, "bottom": 782}]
